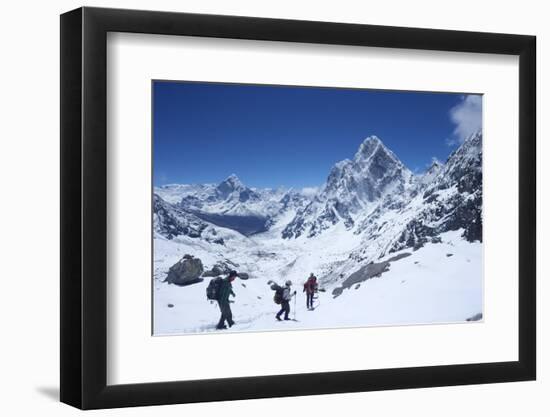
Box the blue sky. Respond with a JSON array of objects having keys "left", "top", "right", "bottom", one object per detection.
[{"left": 153, "top": 81, "right": 481, "bottom": 189}]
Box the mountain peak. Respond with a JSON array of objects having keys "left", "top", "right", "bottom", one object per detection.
[
  {"left": 428, "top": 159, "right": 443, "bottom": 170},
  {"left": 216, "top": 174, "right": 246, "bottom": 198},
  {"left": 464, "top": 128, "right": 482, "bottom": 144},
  {"left": 222, "top": 174, "right": 244, "bottom": 188},
  {"left": 355, "top": 135, "right": 382, "bottom": 157},
  {"left": 364, "top": 135, "right": 382, "bottom": 144}
]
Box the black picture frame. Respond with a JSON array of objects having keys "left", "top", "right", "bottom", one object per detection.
[{"left": 60, "top": 6, "right": 536, "bottom": 410}]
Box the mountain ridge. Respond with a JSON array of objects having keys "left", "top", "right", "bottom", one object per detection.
[{"left": 154, "top": 131, "right": 482, "bottom": 259}]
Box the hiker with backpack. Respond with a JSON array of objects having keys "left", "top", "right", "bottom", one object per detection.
[
  {"left": 303, "top": 273, "right": 318, "bottom": 310},
  {"left": 269, "top": 280, "right": 296, "bottom": 321},
  {"left": 206, "top": 270, "right": 238, "bottom": 330}
]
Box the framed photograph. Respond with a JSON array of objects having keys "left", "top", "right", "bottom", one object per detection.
[{"left": 60, "top": 7, "right": 536, "bottom": 409}]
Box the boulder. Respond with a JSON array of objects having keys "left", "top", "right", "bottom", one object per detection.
[
  {"left": 202, "top": 262, "right": 231, "bottom": 277},
  {"left": 466, "top": 312, "right": 483, "bottom": 322},
  {"left": 165, "top": 255, "right": 204, "bottom": 286},
  {"left": 202, "top": 261, "right": 248, "bottom": 279}
]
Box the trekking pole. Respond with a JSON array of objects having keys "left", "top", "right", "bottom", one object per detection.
[{"left": 293, "top": 292, "right": 297, "bottom": 320}]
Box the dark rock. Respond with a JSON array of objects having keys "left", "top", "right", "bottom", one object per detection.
[
  {"left": 202, "top": 261, "right": 248, "bottom": 280},
  {"left": 446, "top": 253, "right": 454, "bottom": 257},
  {"left": 333, "top": 253, "right": 410, "bottom": 297},
  {"left": 165, "top": 255, "right": 204, "bottom": 286},
  {"left": 167, "top": 304, "right": 174, "bottom": 308},
  {"left": 466, "top": 312, "right": 483, "bottom": 322},
  {"left": 386, "top": 253, "right": 411, "bottom": 262},
  {"left": 333, "top": 261, "right": 390, "bottom": 297},
  {"left": 202, "top": 265, "right": 225, "bottom": 278}
]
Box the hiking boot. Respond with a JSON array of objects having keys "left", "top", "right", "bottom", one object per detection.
[
  {"left": 228, "top": 320, "right": 235, "bottom": 328},
  {"left": 216, "top": 324, "right": 227, "bottom": 330},
  {"left": 284, "top": 317, "right": 291, "bottom": 321},
  {"left": 276, "top": 316, "right": 282, "bottom": 321}
]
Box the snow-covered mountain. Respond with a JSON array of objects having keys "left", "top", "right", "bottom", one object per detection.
[
  {"left": 282, "top": 136, "right": 416, "bottom": 238},
  {"left": 345, "top": 130, "right": 482, "bottom": 270},
  {"left": 154, "top": 131, "right": 482, "bottom": 250},
  {"left": 153, "top": 131, "right": 483, "bottom": 334},
  {"left": 419, "top": 159, "right": 444, "bottom": 186},
  {"left": 155, "top": 174, "right": 310, "bottom": 236},
  {"left": 153, "top": 193, "right": 229, "bottom": 244}
]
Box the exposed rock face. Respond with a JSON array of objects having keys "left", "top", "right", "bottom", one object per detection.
[
  {"left": 283, "top": 136, "right": 415, "bottom": 239},
  {"left": 388, "top": 130, "right": 482, "bottom": 253},
  {"left": 332, "top": 253, "right": 411, "bottom": 297},
  {"left": 279, "top": 191, "right": 311, "bottom": 212},
  {"left": 165, "top": 255, "right": 204, "bottom": 286},
  {"left": 153, "top": 194, "right": 207, "bottom": 240},
  {"left": 419, "top": 160, "right": 443, "bottom": 186}
]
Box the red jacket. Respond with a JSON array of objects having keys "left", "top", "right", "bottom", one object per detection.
[{"left": 303, "top": 277, "right": 317, "bottom": 294}]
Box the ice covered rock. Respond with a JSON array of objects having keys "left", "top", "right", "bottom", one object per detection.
[{"left": 283, "top": 136, "right": 415, "bottom": 238}]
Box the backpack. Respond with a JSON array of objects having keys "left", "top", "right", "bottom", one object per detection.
[
  {"left": 206, "top": 277, "right": 223, "bottom": 301},
  {"left": 271, "top": 284, "right": 284, "bottom": 305}
]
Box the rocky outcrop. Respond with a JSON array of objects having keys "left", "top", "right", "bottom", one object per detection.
[
  {"left": 153, "top": 194, "right": 208, "bottom": 240},
  {"left": 237, "top": 272, "right": 249, "bottom": 280},
  {"left": 466, "top": 312, "right": 483, "bottom": 322},
  {"left": 165, "top": 254, "right": 204, "bottom": 286},
  {"left": 389, "top": 131, "right": 483, "bottom": 253},
  {"left": 202, "top": 261, "right": 248, "bottom": 279},
  {"left": 283, "top": 136, "right": 415, "bottom": 239},
  {"left": 332, "top": 253, "right": 411, "bottom": 297}
]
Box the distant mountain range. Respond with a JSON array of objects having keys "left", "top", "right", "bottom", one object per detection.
[{"left": 154, "top": 130, "right": 482, "bottom": 259}]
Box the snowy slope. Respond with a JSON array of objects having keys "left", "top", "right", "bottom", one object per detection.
[
  {"left": 153, "top": 131, "right": 483, "bottom": 334},
  {"left": 154, "top": 230, "right": 482, "bottom": 334}
]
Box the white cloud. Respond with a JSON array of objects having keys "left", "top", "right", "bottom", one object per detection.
[{"left": 449, "top": 94, "right": 482, "bottom": 144}]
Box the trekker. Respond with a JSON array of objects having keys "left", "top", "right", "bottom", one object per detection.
[
  {"left": 276, "top": 280, "right": 296, "bottom": 321},
  {"left": 303, "top": 273, "right": 318, "bottom": 310},
  {"left": 217, "top": 270, "right": 238, "bottom": 330}
]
